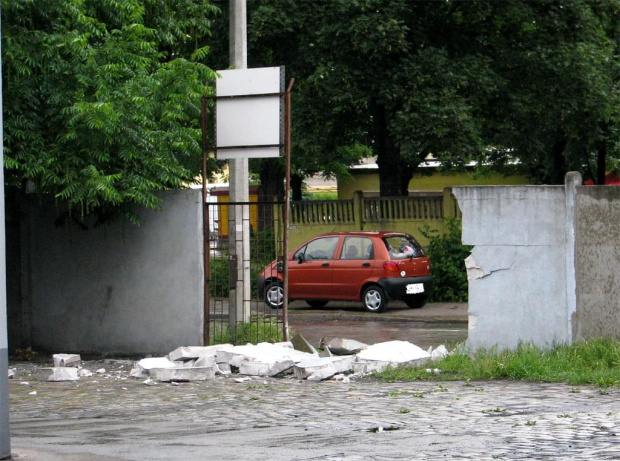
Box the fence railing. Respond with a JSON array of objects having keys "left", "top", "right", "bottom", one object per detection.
[
  {"left": 363, "top": 195, "right": 444, "bottom": 221},
  {"left": 290, "top": 200, "right": 355, "bottom": 225}
]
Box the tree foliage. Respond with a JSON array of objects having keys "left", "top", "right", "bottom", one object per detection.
[
  {"left": 243, "top": 0, "right": 619, "bottom": 195},
  {"left": 2, "top": 0, "right": 219, "bottom": 224}
]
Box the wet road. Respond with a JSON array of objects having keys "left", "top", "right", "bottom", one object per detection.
[{"left": 287, "top": 301, "right": 468, "bottom": 349}]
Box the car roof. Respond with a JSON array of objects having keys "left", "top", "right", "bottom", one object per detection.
[{"left": 315, "top": 231, "right": 408, "bottom": 238}]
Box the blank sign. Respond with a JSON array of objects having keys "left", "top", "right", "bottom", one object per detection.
[{"left": 216, "top": 67, "right": 283, "bottom": 159}]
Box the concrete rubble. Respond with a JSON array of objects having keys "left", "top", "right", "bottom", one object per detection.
[
  {"left": 35, "top": 339, "right": 450, "bottom": 385},
  {"left": 53, "top": 353, "right": 81, "bottom": 368}
]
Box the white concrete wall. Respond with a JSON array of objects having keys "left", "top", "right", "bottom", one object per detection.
[
  {"left": 22, "top": 190, "right": 204, "bottom": 355},
  {"left": 454, "top": 186, "right": 572, "bottom": 350}
]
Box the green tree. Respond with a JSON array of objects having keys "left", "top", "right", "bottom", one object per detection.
[
  {"left": 2, "top": 0, "right": 220, "bottom": 224},
  {"left": 242, "top": 0, "right": 619, "bottom": 196}
]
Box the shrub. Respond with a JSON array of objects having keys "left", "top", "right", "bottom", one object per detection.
[{"left": 420, "top": 219, "right": 471, "bottom": 302}]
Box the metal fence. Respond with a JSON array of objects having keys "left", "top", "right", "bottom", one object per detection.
[{"left": 205, "top": 200, "right": 285, "bottom": 345}]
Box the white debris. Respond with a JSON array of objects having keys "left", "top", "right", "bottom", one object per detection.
[
  {"left": 142, "top": 378, "right": 157, "bottom": 386},
  {"left": 8, "top": 369, "right": 15, "bottom": 379},
  {"left": 150, "top": 366, "right": 216, "bottom": 382},
  {"left": 168, "top": 345, "right": 233, "bottom": 362},
  {"left": 430, "top": 345, "right": 449, "bottom": 361},
  {"left": 293, "top": 356, "right": 356, "bottom": 381},
  {"left": 53, "top": 353, "right": 82, "bottom": 368},
  {"left": 325, "top": 338, "right": 368, "bottom": 355},
  {"left": 29, "top": 391, "right": 37, "bottom": 395},
  {"left": 130, "top": 357, "right": 177, "bottom": 379},
  {"left": 357, "top": 340, "right": 430, "bottom": 363},
  {"left": 234, "top": 377, "right": 252, "bottom": 383},
  {"left": 238, "top": 359, "right": 295, "bottom": 377},
  {"left": 426, "top": 368, "right": 441, "bottom": 375},
  {"left": 39, "top": 367, "right": 79, "bottom": 382},
  {"left": 78, "top": 369, "right": 93, "bottom": 377},
  {"left": 95, "top": 368, "right": 106, "bottom": 374},
  {"left": 20, "top": 382, "right": 29, "bottom": 386},
  {"left": 217, "top": 342, "right": 317, "bottom": 369}
]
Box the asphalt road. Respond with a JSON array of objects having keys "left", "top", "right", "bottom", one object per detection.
[{"left": 288, "top": 301, "right": 468, "bottom": 349}]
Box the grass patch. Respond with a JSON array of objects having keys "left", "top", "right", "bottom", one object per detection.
[
  {"left": 209, "top": 316, "right": 285, "bottom": 345},
  {"left": 375, "top": 338, "right": 620, "bottom": 388}
]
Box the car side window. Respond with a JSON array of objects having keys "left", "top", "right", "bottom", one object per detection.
[
  {"left": 384, "top": 235, "right": 424, "bottom": 259},
  {"left": 341, "top": 237, "right": 373, "bottom": 260},
  {"left": 299, "top": 236, "right": 339, "bottom": 260}
]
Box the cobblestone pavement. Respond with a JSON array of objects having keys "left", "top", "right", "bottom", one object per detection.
[{"left": 7, "top": 359, "right": 620, "bottom": 460}]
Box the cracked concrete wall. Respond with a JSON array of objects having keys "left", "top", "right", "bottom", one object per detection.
[
  {"left": 22, "top": 190, "right": 204, "bottom": 354},
  {"left": 573, "top": 186, "right": 620, "bottom": 340},
  {"left": 454, "top": 186, "right": 570, "bottom": 350}
]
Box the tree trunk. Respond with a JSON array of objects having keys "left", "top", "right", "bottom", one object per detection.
[
  {"left": 291, "top": 174, "right": 303, "bottom": 201},
  {"left": 257, "top": 159, "right": 284, "bottom": 232},
  {"left": 371, "top": 98, "right": 412, "bottom": 196},
  {"left": 547, "top": 137, "right": 568, "bottom": 184}
]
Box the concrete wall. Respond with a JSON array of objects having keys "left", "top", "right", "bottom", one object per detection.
[
  {"left": 573, "top": 186, "right": 620, "bottom": 340},
  {"left": 454, "top": 185, "right": 571, "bottom": 350},
  {"left": 21, "top": 190, "right": 204, "bottom": 355},
  {"left": 454, "top": 173, "right": 620, "bottom": 351}
]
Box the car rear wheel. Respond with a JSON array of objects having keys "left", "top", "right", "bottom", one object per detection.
[
  {"left": 264, "top": 281, "right": 284, "bottom": 309},
  {"left": 306, "top": 300, "right": 328, "bottom": 308},
  {"left": 362, "top": 285, "right": 386, "bottom": 313},
  {"left": 405, "top": 295, "right": 428, "bottom": 309}
]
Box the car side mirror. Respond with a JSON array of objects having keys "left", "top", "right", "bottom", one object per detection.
[{"left": 297, "top": 253, "right": 305, "bottom": 264}]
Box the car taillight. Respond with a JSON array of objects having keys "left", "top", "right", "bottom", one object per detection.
[{"left": 383, "top": 261, "right": 399, "bottom": 272}]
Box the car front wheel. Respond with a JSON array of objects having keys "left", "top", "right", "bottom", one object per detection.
[
  {"left": 362, "top": 285, "right": 387, "bottom": 313},
  {"left": 264, "top": 281, "right": 284, "bottom": 309}
]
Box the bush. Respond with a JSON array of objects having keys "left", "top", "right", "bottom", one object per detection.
[{"left": 420, "top": 219, "right": 471, "bottom": 302}]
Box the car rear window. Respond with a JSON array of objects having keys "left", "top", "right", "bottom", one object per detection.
[{"left": 383, "top": 235, "right": 425, "bottom": 259}]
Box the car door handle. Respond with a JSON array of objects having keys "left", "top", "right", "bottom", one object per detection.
[
  {"left": 362, "top": 262, "right": 370, "bottom": 267},
  {"left": 322, "top": 263, "right": 329, "bottom": 267}
]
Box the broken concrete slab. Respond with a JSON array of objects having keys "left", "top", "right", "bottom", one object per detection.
[
  {"left": 194, "top": 355, "right": 217, "bottom": 367},
  {"left": 356, "top": 340, "right": 430, "bottom": 363},
  {"left": 216, "top": 342, "right": 317, "bottom": 369},
  {"left": 130, "top": 357, "right": 177, "bottom": 379},
  {"left": 150, "top": 366, "right": 216, "bottom": 382},
  {"left": 53, "top": 354, "right": 81, "bottom": 367},
  {"left": 38, "top": 367, "right": 79, "bottom": 382},
  {"left": 238, "top": 359, "right": 295, "bottom": 377},
  {"left": 168, "top": 345, "right": 234, "bottom": 362},
  {"left": 430, "top": 345, "right": 449, "bottom": 361},
  {"left": 293, "top": 356, "right": 356, "bottom": 381},
  {"left": 291, "top": 333, "right": 318, "bottom": 355},
  {"left": 325, "top": 338, "right": 368, "bottom": 355},
  {"left": 8, "top": 369, "right": 15, "bottom": 379},
  {"left": 78, "top": 369, "right": 93, "bottom": 378}
]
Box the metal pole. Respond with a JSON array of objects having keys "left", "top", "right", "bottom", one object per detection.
[
  {"left": 282, "top": 78, "right": 295, "bottom": 342},
  {"left": 0, "top": 7, "right": 12, "bottom": 458},
  {"left": 201, "top": 93, "right": 211, "bottom": 346}
]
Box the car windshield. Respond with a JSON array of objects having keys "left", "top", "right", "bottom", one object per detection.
[{"left": 383, "top": 235, "right": 424, "bottom": 259}]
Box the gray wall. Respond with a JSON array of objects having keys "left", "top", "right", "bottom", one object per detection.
[
  {"left": 454, "top": 185, "right": 572, "bottom": 350},
  {"left": 454, "top": 173, "right": 620, "bottom": 350},
  {"left": 574, "top": 186, "right": 620, "bottom": 340},
  {"left": 22, "top": 190, "right": 204, "bottom": 355}
]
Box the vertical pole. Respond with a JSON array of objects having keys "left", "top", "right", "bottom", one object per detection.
[
  {"left": 0, "top": 8, "right": 12, "bottom": 458},
  {"left": 282, "top": 79, "right": 295, "bottom": 342},
  {"left": 201, "top": 92, "right": 211, "bottom": 346},
  {"left": 228, "top": 0, "right": 251, "bottom": 333}
]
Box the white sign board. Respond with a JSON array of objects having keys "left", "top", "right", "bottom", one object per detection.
[{"left": 216, "top": 67, "right": 284, "bottom": 159}]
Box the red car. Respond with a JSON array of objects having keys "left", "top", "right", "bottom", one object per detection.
[{"left": 257, "top": 231, "right": 432, "bottom": 313}]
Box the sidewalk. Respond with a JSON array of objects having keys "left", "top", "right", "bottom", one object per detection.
[{"left": 7, "top": 360, "right": 620, "bottom": 460}]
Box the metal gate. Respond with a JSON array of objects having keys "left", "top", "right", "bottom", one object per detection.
[{"left": 205, "top": 199, "right": 285, "bottom": 345}]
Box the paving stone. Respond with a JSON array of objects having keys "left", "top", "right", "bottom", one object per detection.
[
  {"left": 38, "top": 367, "right": 79, "bottom": 382},
  {"left": 52, "top": 354, "right": 82, "bottom": 367},
  {"left": 149, "top": 366, "right": 216, "bottom": 382}
]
